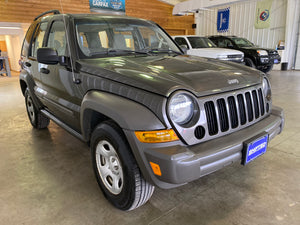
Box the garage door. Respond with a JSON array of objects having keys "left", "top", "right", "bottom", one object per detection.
[{"left": 295, "top": 35, "right": 300, "bottom": 70}]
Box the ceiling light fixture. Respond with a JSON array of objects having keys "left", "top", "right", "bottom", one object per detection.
[{"left": 0, "top": 27, "right": 21, "bottom": 29}]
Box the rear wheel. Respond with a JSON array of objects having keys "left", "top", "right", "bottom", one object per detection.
[
  {"left": 244, "top": 57, "right": 256, "bottom": 68},
  {"left": 25, "top": 88, "right": 49, "bottom": 129},
  {"left": 91, "top": 121, "right": 154, "bottom": 211}
]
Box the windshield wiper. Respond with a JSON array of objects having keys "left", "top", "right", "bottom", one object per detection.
[
  {"left": 88, "top": 49, "right": 151, "bottom": 57},
  {"left": 147, "top": 48, "right": 182, "bottom": 56},
  {"left": 107, "top": 49, "right": 151, "bottom": 56},
  {"left": 88, "top": 49, "right": 181, "bottom": 57}
]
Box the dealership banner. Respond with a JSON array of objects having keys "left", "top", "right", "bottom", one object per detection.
[
  {"left": 217, "top": 8, "right": 230, "bottom": 33},
  {"left": 254, "top": 0, "right": 273, "bottom": 29},
  {"left": 89, "top": 0, "right": 125, "bottom": 14}
]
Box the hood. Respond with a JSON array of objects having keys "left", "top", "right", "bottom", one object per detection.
[
  {"left": 187, "top": 48, "right": 243, "bottom": 58},
  {"left": 79, "top": 55, "right": 262, "bottom": 97},
  {"left": 240, "top": 46, "right": 275, "bottom": 52}
]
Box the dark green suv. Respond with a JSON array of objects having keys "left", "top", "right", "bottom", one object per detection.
[
  {"left": 209, "top": 35, "right": 281, "bottom": 73},
  {"left": 19, "top": 10, "right": 284, "bottom": 210}
]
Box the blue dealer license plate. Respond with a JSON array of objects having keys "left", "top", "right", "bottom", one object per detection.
[
  {"left": 242, "top": 134, "right": 268, "bottom": 165},
  {"left": 274, "top": 59, "right": 279, "bottom": 64}
]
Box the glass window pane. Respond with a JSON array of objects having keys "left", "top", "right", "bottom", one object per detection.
[
  {"left": 31, "top": 22, "right": 47, "bottom": 58},
  {"left": 47, "top": 21, "right": 68, "bottom": 56}
]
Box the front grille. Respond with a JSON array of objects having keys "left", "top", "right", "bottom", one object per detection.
[
  {"left": 170, "top": 85, "right": 270, "bottom": 145},
  {"left": 204, "top": 88, "right": 266, "bottom": 137},
  {"left": 228, "top": 54, "right": 243, "bottom": 59}
]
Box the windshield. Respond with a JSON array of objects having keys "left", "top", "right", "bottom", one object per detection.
[
  {"left": 187, "top": 37, "right": 216, "bottom": 48},
  {"left": 231, "top": 37, "right": 254, "bottom": 47},
  {"left": 75, "top": 18, "right": 181, "bottom": 58}
]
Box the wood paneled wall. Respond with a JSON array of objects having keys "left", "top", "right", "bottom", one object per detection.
[
  {"left": 0, "top": 41, "right": 7, "bottom": 52},
  {"left": 0, "top": 0, "right": 194, "bottom": 35},
  {"left": 126, "top": 0, "right": 195, "bottom": 35}
]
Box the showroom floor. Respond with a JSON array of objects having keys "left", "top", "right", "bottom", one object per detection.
[{"left": 0, "top": 70, "right": 299, "bottom": 225}]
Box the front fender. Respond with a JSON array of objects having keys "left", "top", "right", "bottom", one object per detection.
[{"left": 80, "top": 91, "right": 167, "bottom": 141}]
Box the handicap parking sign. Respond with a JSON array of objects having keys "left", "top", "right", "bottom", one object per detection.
[{"left": 217, "top": 8, "right": 230, "bottom": 32}]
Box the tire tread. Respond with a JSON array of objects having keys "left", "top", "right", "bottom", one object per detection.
[{"left": 127, "top": 165, "right": 155, "bottom": 211}]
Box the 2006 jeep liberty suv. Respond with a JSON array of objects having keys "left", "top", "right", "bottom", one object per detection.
[{"left": 19, "top": 10, "right": 284, "bottom": 211}]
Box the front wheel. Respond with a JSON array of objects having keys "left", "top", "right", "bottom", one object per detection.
[
  {"left": 91, "top": 121, "right": 154, "bottom": 211},
  {"left": 244, "top": 57, "right": 256, "bottom": 68},
  {"left": 260, "top": 64, "right": 273, "bottom": 73}
]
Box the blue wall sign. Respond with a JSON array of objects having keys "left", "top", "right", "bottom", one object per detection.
[
  {"left": 89, "top": 0, "right": 125, "bottom": 14},
  {"left": 217, "top": 8, "right": 230, "bottom": 32}
]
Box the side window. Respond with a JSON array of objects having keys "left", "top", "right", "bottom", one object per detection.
[
  {"left": 209, "top": 38, "right": 217, "bottom": 46},
  {"left": 218, "top": 38, "right": 232, "bottom": 48},
  {"left": 174, "top": 37, "right": 189, "bottom": 49},
  {"left": 46, "top": 21, "right": 68, "bottom": 56},
  {"left": 224, "top": 39, "right": 233, "bottom": 48},
  {"left": 21, "top": 23, "right": 36, "bottom": 57},
  {"left": 30, "top": 22, "right": 47, "bottom": 58}
]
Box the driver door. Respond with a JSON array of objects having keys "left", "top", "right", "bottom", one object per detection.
[{"left": 39, "top": 20, "right": 82, "bottom": 132}]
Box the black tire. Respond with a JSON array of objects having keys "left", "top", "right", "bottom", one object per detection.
[
  {"left": 244, "top": 57, "right": 256, "bottom": 68},
  {"left": 25, "top": 88, "right": 50, "bottom": 129},
  {"left": 91, "top": 121, "right": 154, "bottom": 211},
  {"left": 261, "top": 64, "right": 273, "bottom": 73}
]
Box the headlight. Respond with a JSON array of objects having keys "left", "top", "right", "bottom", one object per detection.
[
  {"left": 168, "top": 93, "right": 194, "bottom": 125},
  {"left": 257, "top": 50, "right": 268, "bottom": 56},
  {"left": 262, "top": 77, "right": 271, "bottom": 100}
]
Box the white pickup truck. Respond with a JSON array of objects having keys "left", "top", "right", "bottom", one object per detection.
[{"left": 173, "top": 35, "right": 244, "bottom": 63}]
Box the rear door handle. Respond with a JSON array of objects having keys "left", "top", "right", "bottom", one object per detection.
[
  {"left": 25, "top": 62, "right": 31, "bottom": 67},
  {"left": 40, "top": 68, "right": 50, "bottom": 74}
]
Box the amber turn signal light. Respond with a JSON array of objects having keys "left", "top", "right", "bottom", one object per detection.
[
  {"left": 150, "top": 162, "right": 162, "bottom": 176},
  {"left": 135, "top": 129, "right": 179, "bottom": 143}
]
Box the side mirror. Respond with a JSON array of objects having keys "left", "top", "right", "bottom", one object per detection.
[
  {"left": 179, "top": 44, "right": 188, "bottom": 54},
  {"left": 37, "top": 48, "right": 59, "bottom": 65}
]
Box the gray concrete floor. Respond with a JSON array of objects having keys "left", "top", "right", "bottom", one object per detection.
[{"left": 0, "top": 70, "right": 299, "bottom": 225}]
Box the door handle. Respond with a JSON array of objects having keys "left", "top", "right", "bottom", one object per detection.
[
  {"left": 25, "top": 62, "right": 31, "bottom": 67},
  {"left": 40, "top": 68, "right": 50, "bottom": 74}
]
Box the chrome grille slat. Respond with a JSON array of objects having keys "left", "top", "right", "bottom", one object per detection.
[
  {"left": 258, "top": 89, "right": 265, "bottom": 116},
  {"left": 237, "top": 94, "right": 247, "bottom": 125},
  {"left": 228, "top": 96, "right": 239, "bottom": 129},
  {"left": 252, "top": 90, "right": 260, "bottom": 119},
  {"left": 204, "top": 101, "right": 218, "bottom": 135},
  {"left": 245, "top": 92, "right": 254, "bottom": 122},
  {"left": 217, "top": 98, "right": 229, "bottom": 132}
]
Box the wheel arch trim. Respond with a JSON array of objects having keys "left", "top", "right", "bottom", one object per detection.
[{"left": 80, "top": 91, "right": 166, "bottom": 141}]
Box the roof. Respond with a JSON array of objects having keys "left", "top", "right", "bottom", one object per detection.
[
  {"left": 171, "top": 35, "right": 207, "bottom": 38},
  {"left": 35, "top": 10, "right": 151, "bottom": 24}
]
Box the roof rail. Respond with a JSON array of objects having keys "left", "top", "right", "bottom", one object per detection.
[{"left": 34, "top": 10, "right": 60, "bottom": 21}]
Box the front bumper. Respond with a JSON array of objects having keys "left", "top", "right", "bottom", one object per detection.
[
  {"left": 125, "top": 106, "right": 284, "bottom": 189},
  {"left": 270, "top": 54, "right": 281, "bottom": 64},
  {"left": 258, "top": 56, "right": 269, "bottom": 64}
]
